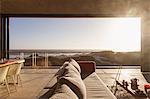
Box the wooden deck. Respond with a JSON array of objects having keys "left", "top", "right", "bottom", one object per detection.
[
  {"left": 0, "top": 69, "right": 149, "bottom": 99},
  {"left": 97, "top": 69, "right": 149, "bottom": 99}
]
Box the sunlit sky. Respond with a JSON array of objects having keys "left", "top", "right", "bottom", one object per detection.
[{"left": 10, "top": 18, "right": 141, "bottom": 52}]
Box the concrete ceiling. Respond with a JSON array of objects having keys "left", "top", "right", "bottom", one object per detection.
[{"left": 1, "top": 0, "right": 150, "bottom": 17}]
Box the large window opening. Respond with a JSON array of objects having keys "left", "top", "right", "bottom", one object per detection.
[{"left": 9, "top": 18, "right": 141, "bottom": 67}]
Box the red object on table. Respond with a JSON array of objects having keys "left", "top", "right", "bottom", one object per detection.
[
  {"left": 144, "top": 84, "right": 150, "bottom": 89},
  {"left": 144, "top": 84, "right": 150, "bottom": 94}
]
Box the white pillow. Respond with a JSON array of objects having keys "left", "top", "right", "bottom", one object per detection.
[{"left": 69, "top": 59, "right": 81, "bottom": 73}]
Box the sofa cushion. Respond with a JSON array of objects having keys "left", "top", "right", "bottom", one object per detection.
[
  {"left": 69, "top": 58, "right": 81, "bottom": 73},
  {"left": 59, "top": 63, "right": 86, "bottom": 99},
  {"left": 46, "top": 62, "right": 69, "bottom": 89},
  {"left": 50, "top": 83, "right": 78, "bottom": 99}
]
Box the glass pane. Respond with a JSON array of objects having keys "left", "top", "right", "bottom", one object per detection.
[{"left": 9, "top": 18, "right": 141, "bottom": 68}]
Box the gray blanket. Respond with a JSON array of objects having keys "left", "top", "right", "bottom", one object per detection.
[{"left": 49, "top": 59, "right": 86, "bottom": 99}]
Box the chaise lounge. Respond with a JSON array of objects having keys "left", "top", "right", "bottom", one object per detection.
[{"left": 39, "top": 59, "right": 116, "bottom": 99}]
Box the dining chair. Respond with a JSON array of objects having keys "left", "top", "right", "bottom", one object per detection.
[
  {"left": 7, "top": 62, "right": 23, "bottom": 90},
  {"left": 15, "top": 62, "right": 23, "bottom": 86},
  {"left": 0, "top": 66, "right": 10, "bottom": 94}
]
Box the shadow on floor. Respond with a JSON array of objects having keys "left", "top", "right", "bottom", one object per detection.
[
  {"left": 143, "top": 74, "right": 150, "bottom": 83},
  {"left": 38, "top": 83, "right": 57, "bottom": 99}
]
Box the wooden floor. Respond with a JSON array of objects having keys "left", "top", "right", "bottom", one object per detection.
[
  {"left": 0, "top": 69, "right": 57, "bottom": 99},
  {"left": 97, "top": 69, "right": 149, "bottom": 99},
  {"left": 0, "top": 69, "right": 149, "bottom": 99},
  {"left": 97, "top": 69, "right": 148, "bottom": 90}
]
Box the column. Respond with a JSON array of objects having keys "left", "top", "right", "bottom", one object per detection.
[{"left": 141, "top": 15, "right": 150, "bottom": 72}]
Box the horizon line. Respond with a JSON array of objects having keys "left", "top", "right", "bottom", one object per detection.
[{"left": 9, "top": 48, "right": 140, "bottom": 53}]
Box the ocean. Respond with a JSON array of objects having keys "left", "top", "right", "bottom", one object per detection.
[{"left": 9, "top": 49, "right": 93, "bottom": 59}]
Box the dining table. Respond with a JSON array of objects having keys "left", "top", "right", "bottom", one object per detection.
[{"left": 0, "top": 59, "right": 25, "bottom": 68}]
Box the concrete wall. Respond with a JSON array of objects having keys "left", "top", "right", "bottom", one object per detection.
[
  {"left": 1, "top": 0, "right": 150, "bottom": 72},
  {"left": 141, "top": 16, "right": 150, "bottom": 72},
  {"left": 0, "top": 0, "right": 144, "bottom": 16},
  {"left": 0, "top": 15, "right": 1, "bottom": 59},
  {"left": 0, "top": 0, "right": 1, "bottom": 59}
]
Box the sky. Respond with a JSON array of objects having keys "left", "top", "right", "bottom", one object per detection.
[{"left": 10, "top": 18, "right": 141, "bottom": 52}]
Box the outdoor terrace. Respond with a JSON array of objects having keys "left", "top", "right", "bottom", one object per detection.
[{"left": 0, "top": 68, "right": 148, "bottom": 99}]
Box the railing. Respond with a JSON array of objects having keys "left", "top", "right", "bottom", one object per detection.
[
  {"left": 31, "top": 52, "right": 48, "bottom": 67},
  {"left": 9, "top": 52, "right": 50, "bottom": 68},
  {"left": 9, "top": 51, "right": 86, "bottom": 68}
]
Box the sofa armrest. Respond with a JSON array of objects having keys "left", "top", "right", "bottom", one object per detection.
[{"left": 77, "top": 61, "right": 96, "bottom": 79}]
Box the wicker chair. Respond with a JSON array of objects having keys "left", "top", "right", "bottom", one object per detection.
[{"left": 0, "top": 66, "right": 10, "bottom": 94}]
